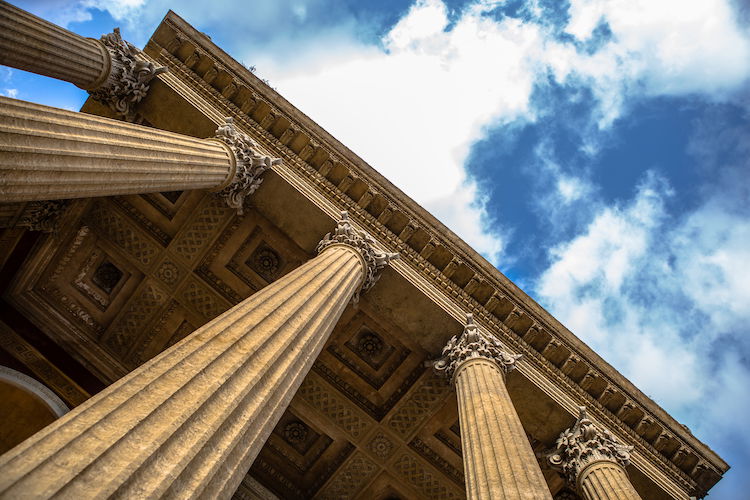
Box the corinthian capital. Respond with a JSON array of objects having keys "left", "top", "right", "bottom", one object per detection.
[
  {"left": 434, "top": 314, "right": 522, "bottom": 382},
  {"left": 213, "top": 118, "right": 282, "bottom": 213},
  {"left": 316, "top": 211, "right": 399, "bottom": 299},
  {"left": 547, "top": 406, "right": 633, "bottom": 486},
  {"left": 89, "top": 28, "right": 167, "bottom": 120}
]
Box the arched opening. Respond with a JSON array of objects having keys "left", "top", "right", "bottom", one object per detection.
[{"left": 0, "top": 366, "right": 69, "bottom": 455}]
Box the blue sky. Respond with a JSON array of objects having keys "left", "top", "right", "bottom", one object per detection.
[{"left": 4, "top": 0, "right": 749, "bottom": 497}]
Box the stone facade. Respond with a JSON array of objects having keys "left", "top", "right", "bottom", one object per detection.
[{"left": 0, "top": 5, "right": 728, "bottom": 500}]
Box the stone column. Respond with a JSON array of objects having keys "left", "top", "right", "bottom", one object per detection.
[
  {"left": 0, "top": 212, "right": 398, "bottom": 499},
  {"left": 547, "top": 407, "right": 642, "bottom": 500},
  {"left": 0, "top": 97, "right": 279, "bottom": 210},
  {"left": 0, "top": 1, "right": 165, "bottom": 119},
  {"left": 435, "top": 315, "right": 552, "bottom": 500}
]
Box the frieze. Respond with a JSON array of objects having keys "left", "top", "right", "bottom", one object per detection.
[
  {"left": 15, "top": 200, "right": 69, "bottom": 232},
  {"left": 47, "top": 225, "right": 90, "bottom": 283},
  {"left": 73, "top": 248, "right": 112, "bottom": 310},
  {"left": 253, "top": 458, "right": 303, "bottom": 498},
  {"left": 46, "top": 284, "right": 103, "bottom": 334}
]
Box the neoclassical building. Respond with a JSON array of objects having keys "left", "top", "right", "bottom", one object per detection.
[{"left": 0, "top": 3, "right": 728, "bottom": 499}]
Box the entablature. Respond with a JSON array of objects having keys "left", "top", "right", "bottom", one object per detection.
[{"left": 70, "top": 10, "right": 726, "bottom": 497}]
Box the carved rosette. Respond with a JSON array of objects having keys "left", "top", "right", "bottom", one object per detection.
[
  {"left": 316, "top": 211, "right": 399, "bottom": 299},
  {"left": 547, "top": 406, "right": 633, "bottom": 486},
  {"left": 88, "top": 28, "right": 167, "bottom": 120},
  {"left": 434, "top": 313, "right": 521, "bottom": 383},
  {"left": 213, "top": 117, "right": 282, "bottom": 213}
]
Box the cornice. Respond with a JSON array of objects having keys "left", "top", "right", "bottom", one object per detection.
[{"left": 139, "top": 12, "right": 727, "bottom": 497}]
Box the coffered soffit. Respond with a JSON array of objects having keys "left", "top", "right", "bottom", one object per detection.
[{"left": 60, "top": 10, "right": 726, "bottom": 498}]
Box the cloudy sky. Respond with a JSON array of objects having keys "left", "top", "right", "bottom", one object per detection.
[{"left": 4, "top": 0, "right": 749, "bottom": 497}]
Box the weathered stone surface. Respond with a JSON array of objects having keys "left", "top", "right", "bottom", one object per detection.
[
  {"left": 548, "top": 407, "right": 642, "bottom": 500},
  {"left": 0, "top": 97, "right": 232, "bottom": 202},
  {"left": 437, "top": 316, "right": 552, "bottom": 499},
  {"left": 0, "top": 2, "right": 165, "bottom": 119},
  {"left": 0, "top": 214, "right": 394, "bottom": 499}
]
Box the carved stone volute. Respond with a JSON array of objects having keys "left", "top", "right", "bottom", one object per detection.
[
  {"left": 434, "top": 313, "right": 522, "bottom": 383},
  {"left": 316, "top": 211, "right": 399, "bottom": 300},
  {"left": 548, "top": 406, "right": 633, "bottom": 487},
  {"left": 88, "top": 28, "right": 167, "bottom": 120},
  {"left": 213, "top": 117, "right": 282, "bottom": 213}
]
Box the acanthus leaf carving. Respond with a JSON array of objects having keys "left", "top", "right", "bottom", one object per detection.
[
  {"left": 89, "top": 28, "right": 167, "bottom": 121},
  {"left": 547, "top": 406, "right": 633, "bottom": 486},
  {"left": 213, "top": 117, "right": 281, "bottom": 214},
  {"left": 316, "top": 211, "right": 398, "bottom": 300},
  {"left": 433, "top": 314, "right": 523, "bottom": 380},
  {"left": 434, "top": 313, "right": 521, "bottom": 383}
]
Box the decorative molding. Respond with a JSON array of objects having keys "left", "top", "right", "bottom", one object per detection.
[
  {"left": 548, "top": 406, "right": 633, "bottom": 487},
  {"left": 0, "top": 320, "right": 89, "bottom": 407},
  {"left": 147, "top": 31, "right": 725, "bottom": 494},
  {"left": 15, "top": 200, "right": 70, "bottom": 232},
  {"left": 312, "top": 359, "right": 423, "bottom": 421},
  {"left": 317, "top": 451, "right": 378, "bottom": 500},
  {"left": 89, "top": 28, "right": 167, "bottom": 120},
  {"left": 392, "top": 452, "right": 461, "bottom": 499},
  {"left": 409, "top": 437, "right": 464, "bottom": 486},
  {"left": 434, "top": 313, "right": 522, "bottom": 383},
  {"left": 297, "top": 374, "right": 373, "bottom": 441},
  {"left": 387, "top": 372, "right": 450, "bottom": 439},
  {"left": 316, "top": 211, "right": 399, "bottom": 300},
  {"left": 0, "top": 365, "right": 70, "bottom": 417},
  {"left": 368, "top": 432, "right": 394, "bottom": 460},
  {"left": 213, "top": 117, "right": 281, "bottom": 213}
]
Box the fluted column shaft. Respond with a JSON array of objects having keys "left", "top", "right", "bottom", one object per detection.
[
  {"left": 0, "top": 0, "right": 111, "bottom": 89},
  {"left": 0, "top": 243, "right": 366, "bottom": 499},
  {"left": 578, "top": 461, "right": 642, "bottom": 500},
  {"left": 435, "top": 316, "right": 552, "bottom": 500},
  {"left": 0, "top": 96, "right": 237, "bottom": 202},
  {"left": 455, "top": 358, "right": 552, "bottom": 500}
]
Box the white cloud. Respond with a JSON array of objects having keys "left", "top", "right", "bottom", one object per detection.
[
  {"left": 1, "top": 88, "right": 18, "bottom": 98},
  {"left": 15, "top": 0, "right": 145, "bottom": 28},
  {"left": 554, "top": 0, "right": 750, "bottom": 126},
  {"left": 255, "top": 0, "right": 555, "bottom": 263},
  {"left": 28, "top": 0, "right": 748, "bottom": 265},
  {"left": 535, "top": 171, "right": 750, "bottom": 439}
]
